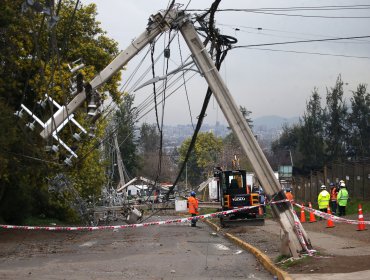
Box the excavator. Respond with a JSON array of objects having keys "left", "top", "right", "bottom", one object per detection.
[{"left": 214, "top": 168, "right": 264, "bottom": 227}]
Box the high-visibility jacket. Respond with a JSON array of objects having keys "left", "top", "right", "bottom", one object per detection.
[
  {"left": 330, "top": 187, "right": 338, "bottom": 201},
  {"left": 318, "top": 190, "right": 330, "bottom": 209},
  {"left": 285, "top": 192, "right": 294, "bottom": 201},
  {"left": 188, "top": 196, "right": 199, "bottom": 214},
  {"left": 337, "top": 188, "right": 349, "bottom": 206}
]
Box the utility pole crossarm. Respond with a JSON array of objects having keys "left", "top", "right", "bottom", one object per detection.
[
  {"left": 40, "top": 9, "right": 179, "bottom": 139},
  {"left": 179, "top": 19, "right": 311, "bottom": 257}
]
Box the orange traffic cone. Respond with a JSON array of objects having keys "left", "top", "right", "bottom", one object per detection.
[
  {"left": 300, "top": 205, "right": 306, "bottom": 223},
  {"left": 326, "top": 206, "right": 335, "bottom": 228},
  {"left": 308, "top": 202, "right": 316, "bottom": 223},
  {"left": 357, "top": 204, "right": 367, "bottom": 231}
]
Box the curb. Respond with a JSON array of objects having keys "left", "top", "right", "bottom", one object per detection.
[{"left": 203, "top": 219, "right": 292, "bottom": 280}]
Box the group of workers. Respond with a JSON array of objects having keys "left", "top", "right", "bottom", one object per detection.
[
  {"left": 285, "top": 180, "right": 349, "bottom": 216},
  {"left": 318, "top": 180, "right": 349, "bottom": 216}
]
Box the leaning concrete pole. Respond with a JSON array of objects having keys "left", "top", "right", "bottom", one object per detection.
[{"left": 179, "top": 17, "right": 311, "bottom": 257}]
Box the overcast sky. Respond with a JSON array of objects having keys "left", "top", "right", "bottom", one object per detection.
[{"left": 82, "top": 0, "right": 370, "bottom": 125}]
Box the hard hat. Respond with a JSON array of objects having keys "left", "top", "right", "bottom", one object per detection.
[
  {"left": 320, "top": 185, "right": 326, "bottom": 190},
  {"left": 190, "top": 191, "right": 196, "bottom": 196},
  {"left": 339, "top": 180, "right": 345, "bottom": 184},
  {"left": 285, "top": 188, "right": 291, "bottom": 192},
  {"left": 329, "top": 182, "right": 335, "bottom": 186},
  {"left": 340, "top": 182, "right": 346, "bottom": 187}
]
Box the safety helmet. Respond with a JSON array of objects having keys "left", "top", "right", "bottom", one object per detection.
[
  {"left": 340, "top": 182, "right": 346, "bottom": 187},
  {"left": 329, "top": 182, "right": 335, "bottom": 186},
  {"left": 190, "top": 191, "right": 196, "bottom": 196},
  {"left": 339, "top": 180, "right": 345, "bottom": 184},
  {"left": 285, "top": 188, "right": 291, "bottom": 192},
  {"left": 320, "top": 185, "right": 326, "bottom": 190}
]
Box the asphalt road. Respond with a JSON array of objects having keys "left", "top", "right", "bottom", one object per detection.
[{"left": 0, "top": 218, "right": 272, "bottom": 280}]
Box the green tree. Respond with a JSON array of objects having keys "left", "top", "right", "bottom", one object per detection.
[
  {"left": 298, "top": 88, "right": 325, "bottom": 170},
  {"left": 137, "top": 123, "right": 160, "bottom": 179},
  {"left": 139, "top": 123, "right": 160, "bottom": 154},
  {"left": 178, "top": 132, "right": 222, "bottom": 186},
  {"left": 271, "top": 124, "right": 301, "bottom": 171},
  {"left": 113, "top": 93, "right": 140, "bottom": 179},
  {"left": 324, "top": 75, "right": 348, "bottom": 162},
  {"left": 0, "top": 1, "right": 120, "bottom": 223},
  {"left": 347, "top": 84, "right": 370, "bottom": 159}
]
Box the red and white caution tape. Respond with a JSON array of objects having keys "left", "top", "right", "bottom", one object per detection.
[
  {"left": 0, "top": 203, "right": 264, "bottom": 231},
  {"left": 294, "top": 203, "right": 370, "bottom": 225},
  {"left": 290, "top": 208, "right": 316, "bottom": 256}
]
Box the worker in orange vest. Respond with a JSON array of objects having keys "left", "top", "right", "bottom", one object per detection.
[
  {"left": 329, "top": 182, "right": 338, "bottom": 215},
  {"left": 285, "top": 188, "right": 294, "bottom": 202},
  {"left": 188, "top": 191, "right": 199, "bottom": 227}
]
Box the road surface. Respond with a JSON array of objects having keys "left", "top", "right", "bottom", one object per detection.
[{"left": 0, "top": 217, "right": 272, "bottom": 279}]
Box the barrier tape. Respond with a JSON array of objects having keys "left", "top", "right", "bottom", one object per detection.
[
  {"left": 290, "top": 208, "right": 316, "bottom": 256},
  {"left": 293, "top": 202, "right": 370, "bottom": 225},
  {"left": 0, "top": 203, "right": 265, "bottom": 231}
]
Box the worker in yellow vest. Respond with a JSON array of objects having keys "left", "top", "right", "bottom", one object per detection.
[
  {"left": 337, "top": 181, "right": 349, "bottom": 216},
  {"left": 318, "top": 185, "right": 330, "bottom": 218}
]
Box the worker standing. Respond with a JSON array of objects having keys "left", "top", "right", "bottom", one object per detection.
[
  {"left": 318, "top": 185, "right": 330, "bottom": 216},
  {"left": 330, "top": 182, "right": 338, "bottom": 215},
  {"left": 337, "top": 181, "right": 349, "bottom": 216},
  {"left": 188, "top": 191, "right": 199, "bottom": 227},
  {"left": 285, "top": 188, "right": 294, "bottom": 202}
]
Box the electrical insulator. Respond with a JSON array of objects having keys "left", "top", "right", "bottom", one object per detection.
[
  {"left": 72, "top": 132, "right": 82, "bottom": 142},
  {"left": 14, "top": 109, "right": 24, "bottom": 118},
  {"left": 37, "top": 98, "right": 48, "bottom": 109},
  {"left": 88, "top": 126, "right": 96, "bottom": 137},
  {"left": 26, "top": 121, "right": 36, "bottom": 131},
  {"left": 51, "top": 145, "right": 59, "bottom": 153},
  {"left": 64, "top": 156, "right": 73, "bottom": 167},
  {"left": 87, "top": 95, "right": 98, "bottom": 117}
]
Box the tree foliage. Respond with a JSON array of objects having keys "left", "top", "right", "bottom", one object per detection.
[
  {"left": 298, "top": 88, "right": 325, "bottom": 170},
  {"left": 347, "top": 84, "right": 370, "bottom": 159},
  {"left": 113, "top": 93, "right": 140, "bottom": 180},
  {"left": 272, "top": 75, "right": 369, "bottom": 175},
  {"left": 324, "top": 75, "right": 347, "bottom": 161},
  {"left": 178, "top": 132, "right": 222, "bottom": 186},
  {"left": 0, "top": 1, "right": 121, "bottom": 223}
]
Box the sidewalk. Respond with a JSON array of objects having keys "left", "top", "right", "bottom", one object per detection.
[{"left": 260, "top": 219, "right": 370, "bottom": 279}]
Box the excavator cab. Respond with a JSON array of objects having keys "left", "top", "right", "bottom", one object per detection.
[{"left": 214, "top": 169, "right": 264, "bottom": 227}]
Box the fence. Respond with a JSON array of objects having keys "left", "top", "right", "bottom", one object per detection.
[{"left": 293, "top": 162, "right": 370, "bottom": 204}]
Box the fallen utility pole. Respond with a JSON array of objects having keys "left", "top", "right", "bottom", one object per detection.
[{"left": 178, "top": 16, "right": 311, "bottom": 257}]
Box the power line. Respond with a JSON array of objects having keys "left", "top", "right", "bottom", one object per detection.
[
  {"left": 218, "top": 23, "right": 370, "bottom": 44},
  {"left": 188, "top": 4, "right": 370, "bottom": 12},
  {"left": 246, "top": 11, "right": 370, "bottom": 19},
  {"left": 232, "top": 35, "right": 370, "bottom": 48},
  {"left": 245, "top": 47, "right": 370, "bottom": 60}
]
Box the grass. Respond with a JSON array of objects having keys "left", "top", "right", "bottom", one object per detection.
[
  {"left": 23, "top": 216, "right": 66, "bottom": 226},
  {"left": 346, "top": 199, "right": 370, "bottom": 215},
  {"left": 275, "top": 254, "right": 310, "bottom": 269}
]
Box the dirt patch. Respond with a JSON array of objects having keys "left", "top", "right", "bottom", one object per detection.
[
  {"left": 283, "top": 255, "right": 370, "bottom": 274},
  {"left": 210, "top": 212, "right": 370, "bottom": 275}
]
